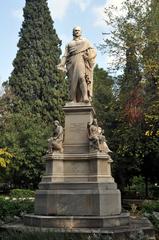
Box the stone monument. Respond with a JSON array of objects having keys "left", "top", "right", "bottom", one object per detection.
[{"left": 24, "top": 26, "right": 129, "bottom": 229}]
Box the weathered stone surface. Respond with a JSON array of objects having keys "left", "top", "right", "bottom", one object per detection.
[
  {"left": 25, "top": 104, "right": 123, "bottom": 228},
  {"left": 3, "top": 217, "right": 156, "bottom": 240},
  {"left": 63, "top": 103, "right": 94, "bottom": 154},
  {"left": 24, "top": 213, "right": 129, "bottom": 228},
  {"left": 42, "top": 152, "right": 114, "bottom": 183},
  {"left": 57, "top": 27, "right": 96, "bottom": 103},
  {"left": 34, "top": 182, "right": 121, "bottom": 216}
]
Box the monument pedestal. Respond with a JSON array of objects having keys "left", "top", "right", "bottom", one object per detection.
[{"left": 24, "top": 103, "right": 129, "bottom": 228}]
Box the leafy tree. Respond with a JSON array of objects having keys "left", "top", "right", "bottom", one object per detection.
[
  {"left": 0, "top": 111, "right": 50, "bottom": 188},
  {"left": 143, "top": 0, "right": 159, "bottom": 135},
  {"left": 0, "top": 148, "right": 13, "bottom": 168},
  {"left": 93, "top": 65, "right": 116, "bottom": 139},
  {"left": 101, "top": 0, "right": 159, "bottom": 193},
  {"left": 141, "top": 0, "right": 159, "bottom": 194}
]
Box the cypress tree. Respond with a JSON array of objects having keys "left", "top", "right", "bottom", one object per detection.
[{"left": 9, "top": 0, "right": 66, "bottom": 122}]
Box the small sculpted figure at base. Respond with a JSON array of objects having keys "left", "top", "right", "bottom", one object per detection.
[
  {"left": 87, "top": 119, "right": 112, "bottom": 154},
  {"left": 47, "top": 120, "right": 63, "bottom": 154},
  {"left": 57, "top": 26, "right": 96, "bottom": 103}
]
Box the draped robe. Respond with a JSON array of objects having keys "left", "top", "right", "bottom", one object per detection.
[{"left": 64, "top": 38, "right": 96, "bottom": 102}]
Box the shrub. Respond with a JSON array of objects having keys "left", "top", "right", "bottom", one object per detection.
[
  {"left": 142, "top": 200, "right": 159, "bottom": 213},
  {"left": 10, "top": 189, "right": 35, "bottom": 198},
  {"left": 124, "top": 176, "right": 145, "bottom": 199},
  {"left": 0, "top": 196, "right": 34, "bottom": 221},
  {"left": 0, "top": 230, "right": 152, "bottom": 240},
  {"left": 0, "top": 231, "right": 113, "bottom": 240}
]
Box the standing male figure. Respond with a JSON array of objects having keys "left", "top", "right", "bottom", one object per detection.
[{"left": 57, "top": 26, "right": 96, "bottom": 103}]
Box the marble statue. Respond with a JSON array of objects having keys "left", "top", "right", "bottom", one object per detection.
[
  {"left": 57, "top": 26, "right": 96, "bottom": 103},
  {"left": 47, "top": 120, "right": 63, "bottom": 153},
  {"left": 87, "top": 119, "right": 112, "bottom": 153}
]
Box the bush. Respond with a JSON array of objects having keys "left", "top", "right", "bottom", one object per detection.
[
  {"left": 124, "top": 176, "right": 159, "bottom": 199},
  {"left": 0, "top": 196, "right": 34, "bottom": 221},
  {"left": 10, "top": 189, "right": 35, "bottom": 199},
  {"left": 0, "top": 230, "right": 152, "bottom": 240},
  {"left": 0, "top": 182, "right": 12, "bottom": 194},
  {"left": 142, "top": 200, "right": 159, "bottom": 213},
  {"left": 142, "top": 200, "right": 159, "bottom": 232},
  {"left": 0, "top": 231, "right": 113, "bottom": 240},
  {"left": 124, "top": 176, "right": 145, "bottom": 199}
]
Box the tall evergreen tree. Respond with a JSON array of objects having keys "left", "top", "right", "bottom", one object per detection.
[{"left": 9, "top": 0, "right": 66, "bottom": 122}]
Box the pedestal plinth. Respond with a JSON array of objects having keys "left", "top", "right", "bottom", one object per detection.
[
  {"left": 24, "top": 103, "right": 129, "bottom": 228},
  {"left": 63, "top": 102, "right": 94, "bottom": 153}
]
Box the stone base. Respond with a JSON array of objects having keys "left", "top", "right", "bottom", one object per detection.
[
  {"left": 1, "top": 217, "right": 156, "bottom": 240},
  {"left": 34, "top": 182, "right": 121, "bottom": 216},
  {"left": 24, "top": 213, "right": 129, "bottom": 228}
]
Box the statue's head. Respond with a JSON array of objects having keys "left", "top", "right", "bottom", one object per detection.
[
  {"left": 92, "top": 118, "right": 98, "bottom": 126},
  {"left": 73, "top": 26, "right": 82, "bottom": 38},
  {"left": 54, "top": 120, "right": 59, "bottom": 126}
]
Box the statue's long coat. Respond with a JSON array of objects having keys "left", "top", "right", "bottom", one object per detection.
[{"left": 64, "top": 38, "right": 96, "bottom": 101}]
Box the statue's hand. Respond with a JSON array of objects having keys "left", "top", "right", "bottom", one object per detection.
[{"left": 82, "top": 53, "right": 89, "bottom": 60}]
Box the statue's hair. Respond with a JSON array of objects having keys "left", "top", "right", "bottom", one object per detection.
[{"left": 54, "top": 120, "right": 59, "bottom": 125}]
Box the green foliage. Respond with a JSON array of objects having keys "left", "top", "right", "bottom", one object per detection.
[
  {"left": 129, "top": 230, "right": 149, "bottom": 240},
  {"left": 93, "top": 65, "right": 116, "bottom": 139},
  {"left": 0, "top": 0, "right": 67, "bottom": 188},
  {"left": 0, "top": 196, "right": 34, "bottom": 221},
  {"left": 127, "top": 176, "right": 145, "bottom": 196},
  {"left": 124, "top": 176, "right": 159, "bottom": 199},
  {"left": 101, "top": 0, "right": 150, "bottom": 71},
  {"left": 110, "top": 119, "right": 146, "bottom": 190},
  {"left": 142, "top": 200, "right": 159, "bottom": 214},
  {"left": 0, "top": 230, "right": 152, "bottom": 240},
  {"left": 10, "top": 189, "right": 35, "bottom": 199},
  {"left": 142, "top": 0, "right": 159, "bottom": 187},
  {"left": 8, "top": 0, "right": 66, "bottom": 122},
  {"left": 0, "top": 231, "right": 113, "bottom": 240},
  {"left": 0, "top": 148, "right": 13, "bottom": 168},
  {"left": 0, "top": 111, "right": 50, "bottom": 188},
  {"left": 100, "top": 0, "right": 159, "bottom": 191},
  {"left": 147, "top": 214, "right": 159, "bottom": 232},
  {"left": 142, "top": 200, "right": 159, "bottom": 231}
]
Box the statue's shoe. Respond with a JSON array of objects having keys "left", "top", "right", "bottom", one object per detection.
[{"left": 83, "top": 98, "right": 89, "bottom": 103}]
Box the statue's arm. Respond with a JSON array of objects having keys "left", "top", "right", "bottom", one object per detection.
[
  {"left": 54, "top": 126, "right": 63, "bottom": 140},
  {"left": 57, "top": 46, "right": 68, "bottom": 72},
  {"left": 82, "top": 39, "right": 96, "bottom": 67}
]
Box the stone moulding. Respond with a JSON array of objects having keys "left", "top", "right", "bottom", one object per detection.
[
  {"left": 44, "top": 152, "right": 113, "bottom": 161},
  {"left": 24, "top": 213, "right": 130, "bottom": 228},
  {"left": 24, "top": 103, "right": 127, "bottom": 228}
]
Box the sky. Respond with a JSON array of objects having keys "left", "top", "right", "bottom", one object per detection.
[{"left": 0, "top": 0, "right": 124, "bottom": 93}]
